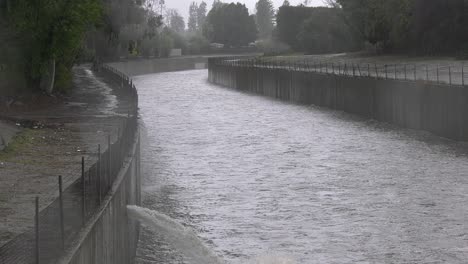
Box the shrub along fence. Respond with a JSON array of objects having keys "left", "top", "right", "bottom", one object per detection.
[{"left": 0, "top": 65, "right": 139, "bottom": 264}]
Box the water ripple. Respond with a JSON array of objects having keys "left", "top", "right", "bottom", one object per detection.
[{"left": 135, "top": 70, "right": 468, "bottom": 263}]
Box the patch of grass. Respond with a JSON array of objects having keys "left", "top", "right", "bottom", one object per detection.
[{"left": 0, "top": 129, "right": 37, "bottom": 161}]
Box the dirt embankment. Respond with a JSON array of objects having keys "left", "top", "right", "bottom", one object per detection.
[{"left": 0, "top": 65, "right": 135, "bottom": 247}]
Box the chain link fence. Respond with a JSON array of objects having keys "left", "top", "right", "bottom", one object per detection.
[{"left": 0, "top": 64, "right": 138, "bottom": 264}]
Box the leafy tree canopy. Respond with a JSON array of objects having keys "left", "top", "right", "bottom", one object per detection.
[
  {"left": 204, "top": 2, "right": 257, "bottom": 47},
  {"left": 334, "top": 0, "right": 468, "bottom": 54},
  {"left": 166, "top": 9, "right": 185, "bottom": 33},
  {"left": 255, "top": 0, "right": 275, "bottom": 39},
  {"left": 9, "top": 0, "right": 102, "bottom": 91}
]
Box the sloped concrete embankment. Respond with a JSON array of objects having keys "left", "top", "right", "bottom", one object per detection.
[{"left": 208, "top": 63, "right": 468, "bottom": 141}]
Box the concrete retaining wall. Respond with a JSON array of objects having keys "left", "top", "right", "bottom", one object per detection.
[
  {"left": 209, "top": 63, "right": 468, "bottom": 141},
  {"left": 59, "top": 134, "right": 141, "bottom": 264},
  {"left": 108, "top": 56, "right": 208, "bottom": 76}
]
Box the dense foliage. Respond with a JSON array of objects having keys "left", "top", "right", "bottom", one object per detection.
[
  {"left": 2, "top": 0, "right": 167, "bottom": 93},
  {"left": 277, "top": 5, "right": 359, "bottom": 53},
  {"left": 188, "top": 1, "right": 208, "bottom": 33},
  {"left": 204, "top": 2, "right": 257, "bottom": 47},
  {"left": 298, "top": 8, "right": 359, "bottom": 54},
  {"left": 8, "top": 0, "right": 101, "bottom": 91},
  {"left": 334, "top": 0, "right": 468, "bottom": 54},
  {"left": 166, "top": 9, "right": 185, "bottom": 33},
  {"left": 255, "top": 0, "right": 275, "bottom": 39}
]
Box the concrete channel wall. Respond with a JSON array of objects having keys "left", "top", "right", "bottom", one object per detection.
[
  {"left": 208, "top": 63, "right": 468, "bottom": 141},
  {"left": 59, "top": 132, "right": 141, "bottom": 264},
  {"left": 108, "top": 56, "right": 209, "bottom": 76}
]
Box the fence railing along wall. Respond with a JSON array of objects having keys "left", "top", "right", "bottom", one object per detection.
[
  {"left": 209, "top": 57, "right": 468, "bottom": 87},
  {"left": 208, "top": 57, "right": 468, "bottom": 142},
  {"left": 0, "top": 65, "right": 139, "bottom": 264}
]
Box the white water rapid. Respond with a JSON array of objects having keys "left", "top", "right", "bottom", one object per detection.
[{"left": 127, "top": 205, "right": 296, "bottom": 264}]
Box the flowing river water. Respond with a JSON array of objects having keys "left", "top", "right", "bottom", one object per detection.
[{"left": 133, "top": 70, "right": 468, "bottom": 263}]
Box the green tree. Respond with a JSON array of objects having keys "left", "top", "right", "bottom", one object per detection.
[
  {"left": 276, "top": 5, "right": 314, "bottom": 50},
  {"left": 197, "top": 1, "right": 208, "bottom": 31},
  {"left": 9, "top": 0, "right": 102, "bottom": 93},
  {"left": 255, "top": 0, "right": 275, "bottom": 39},
  {"left": 333, "top": 0, "right": 468, "bottom": 54},
  {"left": 188, "top": 2, "right": 198, "bottom": 32},
  {"left": 297, "top": 7, "right": 359, "bottom": 53},
  {"left": 167, "top": 9, "right": 185, "bottom": 33},
  {"left": 188, "top": 34, "right": 210, "bottom": 54},
  {"left": 204, "top": 2, "right": 257, "bottom": 46}
]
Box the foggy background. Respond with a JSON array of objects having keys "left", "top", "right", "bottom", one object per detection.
[{"left": 167, "top": 0, "right": 326, "bottom": 19}]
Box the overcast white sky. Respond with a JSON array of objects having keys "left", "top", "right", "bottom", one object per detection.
[{"left": 166, "top": 0, "right": 327, "bottom": 21}]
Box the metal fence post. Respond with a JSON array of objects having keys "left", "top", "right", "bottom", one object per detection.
[
  {"left": 463, "top": 63, "right": 465, "bottom": 86},
  {"left": 404, "top": 64, "right": 407, "bottom": 80},
  {"left": 449, "top": 66, "right": 452, "bottom": 85},
  {"left": 368, "top": 64, "right": 370, "bottom": 77},
  {"left": 437, "top": 65, "right": 440, "bottom": 83},
  {"left": 414, "top": 65, "right": 417, "bottom": 80},
  {"left": 35, "top": 197, "right": 39, "bottom": 264},
  {"left": 117, "top": 127, "right": 121, "bottom": 161},
  {"left": 394, "top": 64, "right": 397, "bottom": 79},
  {"left": 374, "top": 64, "right": 378, "bottom": 79},
  {"left": 58, "top": 176, "right": 65, "bottom": 249},
  {"left": 81, "top": 156, "right": 85, "bottom": 226},
  {"left": 385, "top": 65, "right": 387, "bottom": 79},
  {"left": 426, "top": 65, "right": 429, "bottom": 81},
  {"left": 108, "top": 134, "right": 111, "bottom": 189},
  {"left": 98, "top": 144, "right": 101, "bottom": 203}
]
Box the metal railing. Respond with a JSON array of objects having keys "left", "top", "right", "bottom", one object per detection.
[
  {"left": 209, "top": 57, "right": 468, "bottom": 86},
  {"left": 0, "top": 64, "right": 139, "bottom": 264}
]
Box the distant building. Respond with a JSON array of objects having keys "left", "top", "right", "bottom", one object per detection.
[
  {"left": 210, "top": 43, "right": 224, "bottom": 49},
  {"left": 169, "top": 49, "right": 182, "bottom": 57}
]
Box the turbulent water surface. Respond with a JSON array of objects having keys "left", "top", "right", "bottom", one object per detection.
[{"left": 134, "top": 70, "right": 468, "bottom": 263}]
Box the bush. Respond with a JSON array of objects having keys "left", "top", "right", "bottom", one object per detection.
[
  {"left": 188, "top": 35, "right": 210, "bottom": 54},
  {"left": 140, "top": 37, "right": 157, "bottom": 57},
  {"left": 256, "top": 39, "right": 291, "bottom": 56},
  {"left": 159, "top": 33, "right": 174, "bottom": 58}
]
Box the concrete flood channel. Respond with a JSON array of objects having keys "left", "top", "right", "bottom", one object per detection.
[
  {"left": 4, "top": 55, "right": 466, "bottom": 263},
  {"left": 131, "top": 60, "right": 468, "bottom": 263}
]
